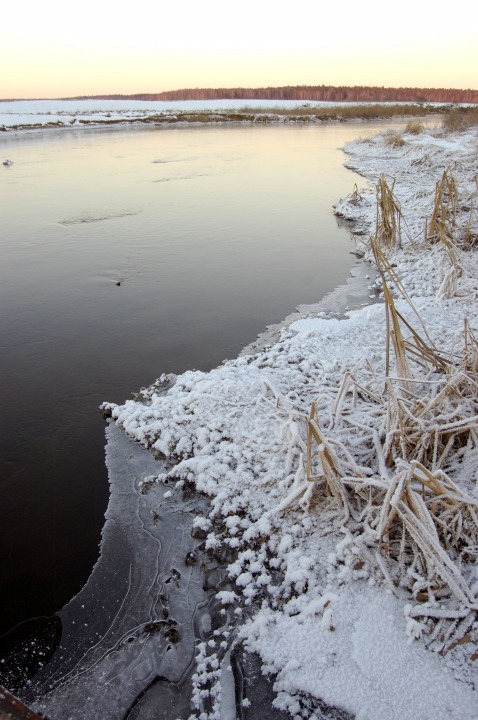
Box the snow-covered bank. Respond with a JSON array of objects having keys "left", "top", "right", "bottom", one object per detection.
[
  {"left": 0, "top": 98, "right": 447, "bottom": 133},
  {"left": 0, "top": 99, "right": 353, "bottom": 130},
  {"left": 103, "top": 124, "right": 478, "bottom": 719}
]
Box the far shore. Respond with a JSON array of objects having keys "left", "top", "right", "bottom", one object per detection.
[{"left": 0, "top": 99, "right": 456, "bottom": 135}]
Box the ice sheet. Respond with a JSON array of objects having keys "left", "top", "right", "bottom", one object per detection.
[
  {"left": 24, "top": 425, "right": 306, "bottom": 719},
  {"left": 26, "top": 423, "right": 225, "bottom": 718}
]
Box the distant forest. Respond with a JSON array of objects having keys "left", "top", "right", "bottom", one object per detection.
[{"left": 70, "top": 85, "right": 478, "bottom": 104}]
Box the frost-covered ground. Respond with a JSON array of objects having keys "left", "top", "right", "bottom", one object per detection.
[{"left": 100, "top": 123, "right": 478, "bottom": 720}]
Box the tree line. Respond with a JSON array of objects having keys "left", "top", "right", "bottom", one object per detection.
[{"left": 69, "top": 85, "right": 478, "bottom": 104}]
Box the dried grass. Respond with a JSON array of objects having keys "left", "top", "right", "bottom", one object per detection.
[
  {"left": 305, "top": 402, "right": 351, "bottom": 518},
  {"left": 383, "top": 130, "right": 406, "bottom": 148},
  {"left": 349, "top": 183, "right": 363, "bottom": 205},
  {"left": 239, "top": 104, "right": 442, "bottom": 122},
  {"left": 442, "top": 107, "right": 478, "bottom": 132},
  {"left": 300, "top": 361, "right": 478, "bottom": 611}
]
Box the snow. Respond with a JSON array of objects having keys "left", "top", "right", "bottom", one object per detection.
[
  {"left": 244, "top": 586, "right": 478, "bottom": 720},
  {"left": 98, "top": 118, "right": 478, "bottom": 718}
]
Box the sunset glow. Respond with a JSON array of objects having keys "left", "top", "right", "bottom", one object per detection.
[{"left": 2, "top": 0, "right": 478, "bottom": 98}]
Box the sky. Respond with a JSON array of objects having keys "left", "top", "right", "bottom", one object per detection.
[{"left": 2, "top": 0, "right": 478, "bottom": 99}]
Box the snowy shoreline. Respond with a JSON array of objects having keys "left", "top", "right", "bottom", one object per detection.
[
  {"left": 0, "top": 98, "right": 362, "bottom": 132},
  {"left": 0, "top": 98, "right": 448, "bottom": 135},
  {"left": 101, "top": 121, "right": 478, "bottom": 719}
]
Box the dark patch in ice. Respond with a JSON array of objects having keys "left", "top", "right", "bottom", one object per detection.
[
  {"left": 230, "top": 648, "right": 290, "bottom": 720},
  {"left": 0, "top": 616, "right": 61, "bottom": 692}
]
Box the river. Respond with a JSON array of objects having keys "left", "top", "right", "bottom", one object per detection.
[{"left": 0, "top": 119, "right": 403, "bottom": 653}]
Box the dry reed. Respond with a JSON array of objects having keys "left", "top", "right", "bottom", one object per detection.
[{"left": 372, "top": 175, "right": 403, "bottom": 250}]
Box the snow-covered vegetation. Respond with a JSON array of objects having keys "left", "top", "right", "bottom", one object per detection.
[{"left": 101, "top": 118, "right": 478, "bottom": 719}]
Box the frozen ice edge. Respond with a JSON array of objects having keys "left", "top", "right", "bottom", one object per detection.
[
  {"left": 26, "top": 423, "right": 308, "bottom": 720},
  {"left": 241, "top": 256, "right": 379, "bottom": 357},
  {"left": 27, "top": 422, "right": 237, "bottom": 719}
]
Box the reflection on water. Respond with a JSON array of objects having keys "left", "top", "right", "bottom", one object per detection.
[{"left": 0, "top": 120, "right": 403, "bottom": 643}]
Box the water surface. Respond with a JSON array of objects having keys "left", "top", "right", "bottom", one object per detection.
[{"left": 0, "top": 121, "right": 398, "bottom": 639}]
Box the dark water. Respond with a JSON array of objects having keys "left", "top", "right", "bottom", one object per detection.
[{"left": 0, "top": 120, "right": 396, "bottom": 642}]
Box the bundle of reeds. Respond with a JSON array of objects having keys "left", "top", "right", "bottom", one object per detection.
[
  {"left": 372, "top": 175, "right": 403, "bottom": 250},
  {"left": 303, "top": 357, "right": 478, "bottom": 644},
  {"left": 428, "top": 169, "right": 458, "bottom": 242},
  {"left": 282, "top": 169, "right": 478, "bottom": 647},
  {"left": 424, "top": 168, "right": 465, "bottom": 298}
]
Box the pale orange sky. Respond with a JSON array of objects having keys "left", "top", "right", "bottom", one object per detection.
[{"left": 2, "top": 0, "right": 477, "bottom": 98}]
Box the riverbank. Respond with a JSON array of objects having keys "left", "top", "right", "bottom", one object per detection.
[
  {"left": 102, "top": 121, "right": 478, "bottom": 718},
  {"left": 0, "top": 98, "right": 448, "bottom": 134}
]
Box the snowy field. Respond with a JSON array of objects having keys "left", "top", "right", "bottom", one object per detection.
[{"left": 101, "top": 122, "right": 478, "bottom": 718}]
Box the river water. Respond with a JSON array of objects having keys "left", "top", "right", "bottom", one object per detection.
[{"left": 0, "top": 119, "right": 401, "bottom": 649}]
